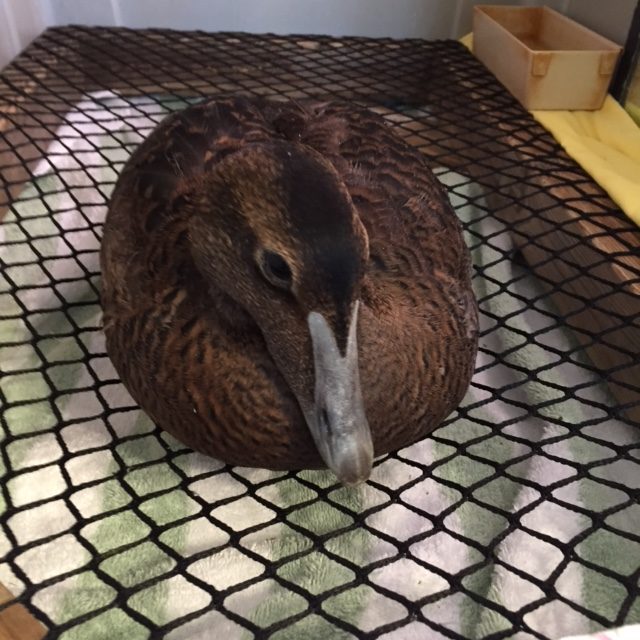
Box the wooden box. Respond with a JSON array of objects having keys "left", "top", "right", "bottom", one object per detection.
[{"left": 473, "top": 5, "right": 622, "bottom": 110}]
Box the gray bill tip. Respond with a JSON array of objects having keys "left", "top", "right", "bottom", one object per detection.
[{"left": 332, "top": 441, "right": 373, "bottom": 486}]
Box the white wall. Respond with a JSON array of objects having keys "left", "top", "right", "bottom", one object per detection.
[
  {"left": 43, "top": 0, "right": 573, "bottom": 38},
  {"left": 565, "top": 0, "right": 637, "bottom": 45},
  {"left": 0, "top": 0, "right": 635, "bottom": 70},
  {"left": 0, "top": 0, "right": 49, "bottom": 69}
]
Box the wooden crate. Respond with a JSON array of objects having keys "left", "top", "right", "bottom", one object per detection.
[{"left": 473, "top": 5, "right": 621, "bottom": 110}]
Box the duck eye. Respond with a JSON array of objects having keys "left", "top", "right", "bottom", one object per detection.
[{"left": 260, "top": 250, "right": 292, "bottom": 290}]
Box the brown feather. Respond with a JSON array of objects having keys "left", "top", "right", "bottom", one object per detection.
[{"left": 100, "top": 97, "right": 478, "bottom": 469}]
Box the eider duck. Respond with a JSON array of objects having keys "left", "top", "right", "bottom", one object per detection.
[{"left": 100, "top": 97, "right": 478, "bottom": 486}]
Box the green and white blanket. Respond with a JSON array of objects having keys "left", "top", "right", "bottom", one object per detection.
[{"left": 1, "top": 94, "right": 639, "bottom": 639}]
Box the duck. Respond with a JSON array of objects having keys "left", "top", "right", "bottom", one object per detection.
[{"left": 100, "top": 96, "right": 478, "bottom": 486}]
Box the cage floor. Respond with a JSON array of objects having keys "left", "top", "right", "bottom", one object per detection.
[{"left": 1, "top": 27, "right": 639, "bottom": 640}]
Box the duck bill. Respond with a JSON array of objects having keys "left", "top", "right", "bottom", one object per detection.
[{"left": 306, "top": 301, "right": 373, "bottom": 486}]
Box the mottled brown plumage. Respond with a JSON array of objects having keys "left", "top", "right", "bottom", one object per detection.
[{"left": 101, "top": 96, "right": 478, "bottom": 481}]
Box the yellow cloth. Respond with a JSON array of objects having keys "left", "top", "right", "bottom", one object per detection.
[{"left": 460, "top": 33, "right": 640, "bottom": 226}]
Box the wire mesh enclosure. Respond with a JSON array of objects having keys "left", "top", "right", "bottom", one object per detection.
[{"left": 1, "top": 27, "right": 639, "bottom": 640}]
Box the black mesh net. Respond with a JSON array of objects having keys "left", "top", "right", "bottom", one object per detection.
[{"left": 1, "top": 27, "right": 639, "bottom": 640}]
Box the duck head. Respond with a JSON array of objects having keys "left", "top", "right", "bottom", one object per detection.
[{"left": 187, "top": 142, "right": 373, "bottom": 485}]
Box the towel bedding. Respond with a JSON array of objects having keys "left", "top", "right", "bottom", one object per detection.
[
  {"left": 461, "top": 33, "right": 640, "bottom": 227},
  {"left": 531, "top": 99, "right": 640, "bottom": 226},
  {"left": 1, "top": 93, "right": 639, "bottom": 640}
]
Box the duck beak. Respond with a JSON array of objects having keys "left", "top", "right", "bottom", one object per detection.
[{"left": 306, "top": 301, "right": 373, "bottom": 486}]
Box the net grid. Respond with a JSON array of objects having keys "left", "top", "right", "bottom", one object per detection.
[{"left": 0, "top": 26, "right": 639, "bottom": 640}]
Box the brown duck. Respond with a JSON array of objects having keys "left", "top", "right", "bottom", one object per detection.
[{"left": 101, "top": 97, "right": 478, "bottom": 485}]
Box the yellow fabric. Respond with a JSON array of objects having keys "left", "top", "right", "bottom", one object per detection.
[{"left": 460, "top": 33, "right": 640, "bottom": 226}]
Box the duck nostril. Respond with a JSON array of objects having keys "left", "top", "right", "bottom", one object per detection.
[{"left": 320, "top": 407, "right": 332, "bottom": 436}]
